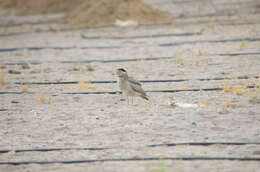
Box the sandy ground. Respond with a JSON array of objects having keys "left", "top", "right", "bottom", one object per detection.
[{"left": 0, "top": 0, "right": 260, "bottom": 171}]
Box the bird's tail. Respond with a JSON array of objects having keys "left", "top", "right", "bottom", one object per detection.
[{"left": 140, "top": 94, "right": 149, "bottom": 100}]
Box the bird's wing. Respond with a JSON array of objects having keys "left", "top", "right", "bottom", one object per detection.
[
  {"left": 128, "top": 77, "right": 142, "bottom": 86},
  {"left": 128, "top": 76, "right": 147, "bottom": 97},
  {"left": 129, "top": 81, "right": 147, "bottom": 96}
]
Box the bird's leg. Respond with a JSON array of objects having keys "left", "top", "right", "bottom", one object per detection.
[{"left": 119, "top": 91, "right": 124, "bottom": 100}]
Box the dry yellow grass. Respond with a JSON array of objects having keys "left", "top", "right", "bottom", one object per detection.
[
  {"left": 37, "top": 94, "right": 46, "bottom": 103},
  {"left": 143, "top": 99, "right": 155, "bottom": 109},
  {"left": 19, "top": 85, "right": 28, "bottom": 93},
  {"left": 47, "top": 96, "right": 51, "bottom": 104},
  {"left": 106, "top": 112, "right": 111, "bottom": 116},
  {"left": 0, "top": 73, "right": 6, "bottom": 87},
  {"left": 175, "top": 55, "right": 183, "bottom": 62},
  {"left": 197, "top": 99, "right": 209, "bottom": 108},
  {"left": 201, "top": 23, "right": 215, "bottom": 32},
  {"left": 250, "top": 89, "right": 258, "bottom": 99},
  {"left": 78, "top": 80, "right": 96, "bottom": 89},
  {"left": 197, "top": 49, "right": 203, "bottom": 56},
  {"left": 219, "top": 44, "right": 228, "bottom": 52},
  {"left": 250, "top": 79, "right": 260, "bottom": 99},
  {"left": 239, "top": 41, "right": 249, "bottom": 49},
  {"left": 146, "top": 161, "right": 166, "bottom": 172},
  {"left": 208, "top": 24, "right": 215, "bottom": 31},
  {"left": 193, "top": 35, "right": 200, "bottom": 41},
  {"left": 223, "top": 79, "right": 248, "bottom": 95},
  {"left": 65, "top": 78, "right": 97, "bottom": 90},
  {"left": 232, "top": 84, "right": 247, "bottom": 95},
  {"left": 225, "top": 101, "right": 231, "bottom": 108},
  {"left": 64, "top": 85, "right": 75, "bottom": 90},
  {"left": 99, "top": 87, "right": 113, "bottom": 92},
  {"left": 223, "top": 79, "right": 232, "bottom": 93},
  {"left": 196, "top": 49, "right": 208, "bottom": 56},
  {"left": 179, "top": 85, "right": 188, "bottom": 90},
  {"left": 98, "top": 95, "right": 104, "bottom": 103}
]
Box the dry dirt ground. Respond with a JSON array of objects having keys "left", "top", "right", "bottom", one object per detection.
[{"left": 0, "top": 0, "right": 260, "bottom": 171}]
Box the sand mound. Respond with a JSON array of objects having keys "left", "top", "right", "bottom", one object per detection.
[
  {"left": 0, "top": 0, "right": 83, "bottom": 14},
  {"left": 0, "top": 0, "right": 173, "bottom": 28},
  {"left": 66, "top": 0, "right": 173, "bottom": 27}
]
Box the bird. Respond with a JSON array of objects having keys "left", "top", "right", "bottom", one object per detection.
[{"left": 116, "top": 68, "right": 148, "bottom": 104}]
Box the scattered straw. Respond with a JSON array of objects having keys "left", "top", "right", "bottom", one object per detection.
[
  {"left": 225, "top": 101, "right": 231, "bottom": 108},
  {"left": 78, "top": 80, "right": 96, "bottom": 90},
  {"left": 197, "top": 99, "right": 209, "bottom": 108},
  {"left": 99, "top": 87, "right": 113, "bottom": 92},
  {"left": 106, "top": 112, "right": 111, "bottom": 117},
  {"left": 179, "top": 85, "right": 188, "bottom": 90},
  {"left": 232, "top": 84, "right": 247, "bottom": 95},
  {"left": 250, "top": 89, "right": 258, "bottom": 99},
  {"left": 193, "top": 35, "right": 200, "bottom": 41},
  {"left": 64, "top": 85, "right": 75, "bottom": 90},
  {"left": 239, "top": 41, "right": 248, "bottom": 49},
  {"left": 222, "top": 79, "right": 248, "bottom": 95},
  {"left": 148, "top": 99, "right": 156, "bottom": 109},
  {"left": 37, "top": 94, "right": 46, "bottom": 103},
  {"left": 47, "top": 96, "right": 51, "bottom": 104},
  {"left": 250, "top": 83, "right": 260, "bottom": 99},
  {"left": 0, "top": 73, "right": 6, "bottom": 87},
  {"left": 222, "top": 79, "right": 232, "bottom": 93},
  {"left": 201, "top": 23, "right": 215, "bottom": 32},
  {"left": 19, "top": 85, "right": 28, "bottom": 93},
  {"left": 196, "top": 49, "right": 208, "bottom": 56},
  {"left": 146, "top": 162, "right": 166, "bottom": 172},
  {"left": 175, "top": 55, "right": 183, "bottom": 63},
  {"left": 219, "top": 44, "right": 228, "bottom": 52}
]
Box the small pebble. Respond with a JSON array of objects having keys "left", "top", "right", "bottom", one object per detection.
[
  {"left": 0, "top": 65, "right": 6, "bottom": 69},
  {"left": 191, "top": 122, "right": 197, "bottom": 126},
  {"left": 8, "top": 70, "right": 21, "bottom": 74},
  {"left": 29, "top": 70, "right": 41, "bottom": 74},
  {"left": 87, "top": 65, "right": 95, "bottom": 71},
  {"left": 253, "top": 151, "right": 260, "bottom": 155},
  {"left": 21, "top": 64, "right": 30, "bottom": 69}
]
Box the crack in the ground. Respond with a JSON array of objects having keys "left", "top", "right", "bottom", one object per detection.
[
  {"left": 1, "top": 156, "right": 260, "bottom": 165},
  {"left": 13, "top": 76, "right": 259, "bottom": 85},
  {"left": 2, "top": 85, "right": 253, "bottom": 95},
  {"left": 4, "top": 52, "right": 260, "bottom": 65}
]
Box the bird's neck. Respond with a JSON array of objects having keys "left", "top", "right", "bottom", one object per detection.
[{"left": 119, "top": 74, "right": 128, "bottom": 80}]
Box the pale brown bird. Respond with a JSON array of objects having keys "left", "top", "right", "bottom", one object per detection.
[{"left": 116, "top": 68, "right": 148, "bottom": 104}]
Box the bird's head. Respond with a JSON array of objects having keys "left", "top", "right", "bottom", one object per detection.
[{"left": 116, "top": 68, "right": 128, "bottom": 78}]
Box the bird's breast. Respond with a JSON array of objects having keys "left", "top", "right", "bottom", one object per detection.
[{"left": 118, "top": 78, "right": 128, "bottom": 90}]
